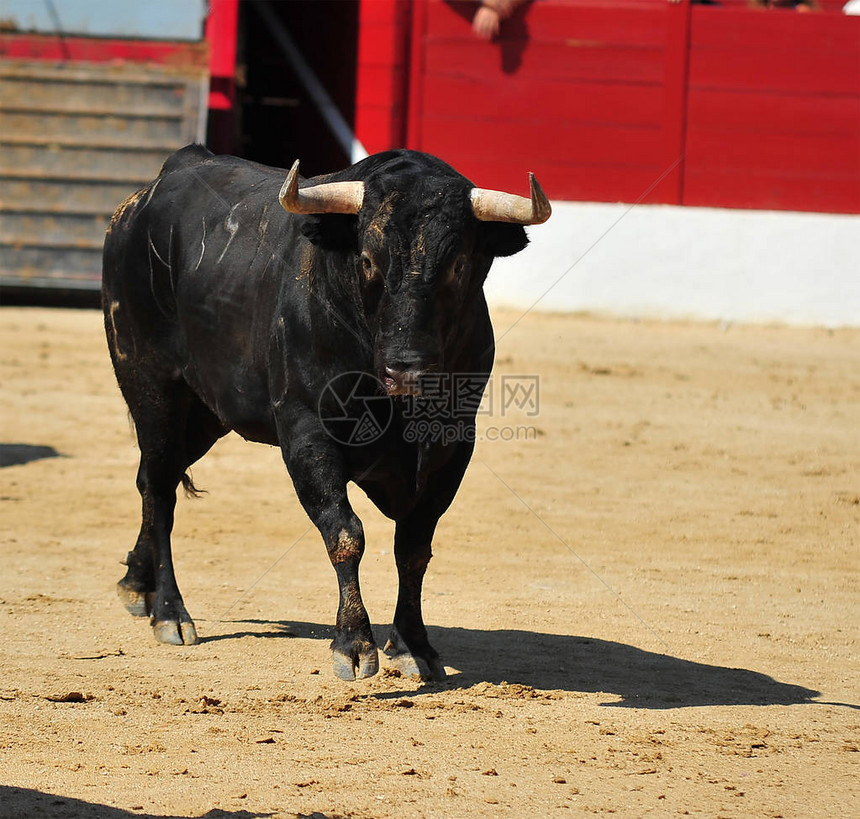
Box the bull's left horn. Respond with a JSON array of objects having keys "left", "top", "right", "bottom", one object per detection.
[
  {"left": 470, "top": 173, "right": 551, "bottom": 225},
  {"left": 279, "top": 160, "right": 365, "bottom": 215}
]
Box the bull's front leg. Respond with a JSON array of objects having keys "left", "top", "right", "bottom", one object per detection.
[
  {"left": 328, "top": 520, "right": 378, "bottom": 680},
  {"left": 385, "top": 439, "right": 476, "bottom": 681},
  {"left": 385, "top": 514, "right": 446, "bottom": 681},
  {"left": 278, "top": 415, "right": 378, "bottom": 680}
]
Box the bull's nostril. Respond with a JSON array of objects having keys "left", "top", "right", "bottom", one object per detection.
[
  {"left": 381, "top": 365, "right": 427, "bottom": 396},
  {"left": 385, "top": 361, "right": 437, "bottom": 377}
]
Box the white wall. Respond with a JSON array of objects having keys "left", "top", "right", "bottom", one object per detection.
[{"left": 486, "top": 202, "right": 860, "bottom": 327}]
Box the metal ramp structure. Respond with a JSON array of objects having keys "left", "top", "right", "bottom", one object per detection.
[{"left": 0, "top": 59, "right": 207, "bottom": 292}]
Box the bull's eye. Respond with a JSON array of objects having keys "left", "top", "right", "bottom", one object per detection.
[
  {"left": 360, "top": 251, "right": 384, "bottom": 314},
  {"left": 360, "top": 251, "right": 378, "bottom": 284},
  {"left": 446, "top": 254, "right": 467, "bottom": 285}
]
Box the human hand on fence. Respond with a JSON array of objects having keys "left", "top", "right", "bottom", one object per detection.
[
  {"left": 472, "top": 0, "right": 523, "bottom": 40},
  {"left": 473, "top": 6, "right": 501, "bottom": 39}
]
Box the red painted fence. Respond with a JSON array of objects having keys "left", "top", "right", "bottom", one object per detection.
[
  {"left": 356, "top": 0, "right": 859, "bottom": 214},
  {"left": 684, "top": 8, "right": 859, "bottom": 212}
]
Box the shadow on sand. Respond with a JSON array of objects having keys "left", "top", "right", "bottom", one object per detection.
[
  {"left": 0, "top": 443, "right": 62, "bottom": 468},
  {"left": 0, "top": 786, "right": 275, "bottom": 819},
  {"left": 204, "top": 619, "right": 826, "bottom": 710}
]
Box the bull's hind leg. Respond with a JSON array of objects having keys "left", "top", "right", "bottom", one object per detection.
[{"left": 117, "top": 380, "right": 225, "bottom": 645}]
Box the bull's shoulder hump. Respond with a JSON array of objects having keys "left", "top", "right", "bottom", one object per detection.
[
  {"left": 160, "top": 150, "right": 289, "bottom": 193},
  {"left": 159, "top": 144, "right": 214, "bottom": 177}
]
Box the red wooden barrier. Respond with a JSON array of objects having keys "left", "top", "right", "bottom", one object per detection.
[
  {"left": 205, "top": 0, "right": 239, "bottom": 112},
  {"left": 394, "top": 0, "right": 859, "bottom": 214},
  {"left": 355, "top": 0, "right": 412, "bottom": 154},
  {"left": 684, "top": 6, "right": 859, "bottom": 212},
  {"left": 204, "top": 0, "right": 239, "bottom": 156},
  {"left": 407, "top": 0, "right": 682, "bottom": 203},
  {"left": 0, "top": 33, "right": 207, "bottom": 67}
]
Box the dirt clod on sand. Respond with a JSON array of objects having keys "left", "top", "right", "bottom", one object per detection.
[{"left": 1, "top": 307, "right": 857, "bottom": 818}]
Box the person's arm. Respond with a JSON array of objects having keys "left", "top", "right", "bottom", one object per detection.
[{"left": 472, "top": 0, "right": 522, "bottom": 40}]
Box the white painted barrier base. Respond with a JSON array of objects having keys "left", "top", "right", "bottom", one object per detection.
[{"left": 485, "top": 201, "right": 860, "bottom": 327}]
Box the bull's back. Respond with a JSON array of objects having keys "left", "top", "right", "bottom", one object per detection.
[{"left": 102, "top": 146, "right": 302, "bottom": 444}]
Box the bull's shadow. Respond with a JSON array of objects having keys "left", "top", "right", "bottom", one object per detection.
[
  {"left": 209, "top": 620, "right": 822, "bottom": 709},
  {"left": 0, "top": 443, "right": 61, "bottom": 468},
  {"left": 0, "top": 786, "right": 268, "bottom": 819}
]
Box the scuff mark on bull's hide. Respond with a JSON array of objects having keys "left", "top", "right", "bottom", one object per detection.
[
  {"left": 106, "top": 188, "right": 145, "bottom": 236},
  {"left": 107, "top": 300, "right": 131, "bottom": 361},
  {"left": 330, "top": 529, "right": 363, "bottom": 564},
  {"left": 298, "top": 243, "right": 315, "bottom": 281},
  {"left": 147, "top": 228, "right": 170, "bottom": 272},
  {"left": 195, "top": 217, "right": 206, "bottom": 271},
  {"left": 270, "top": 317, "right": 290, "bottom": 411},
  {"left": 166, "top": 224, "right": 176, "bottom": 300},
  {"left": 147, "top": 230, "right": 171, "bottom": 319},
  {"left": 258, "top": 204, "right": 270, "bottom": 242},
  {"left": 263, "top": 252, "right": 276, "bottom": 279},
  {"left": 410, "top": 230, "right": 428, "bottom": 271},
  {"left": 141, "top": 177, "right": 160, "bottom": 210},
  {"left": 254, "top": 204, "right": 271, "bottom": 265},
  {"left": 366, "top": 192, "right": 397, "bottom": 241},
  {"left": 217, "top": 203, "right": 241, "bottom": 264}
]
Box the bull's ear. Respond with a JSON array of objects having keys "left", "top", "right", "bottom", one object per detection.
[
  {"left": 477, "top": 222, "right": 529, "bottom": 258},
  {"left": 299, "top": 214, "right": 359, "bottom": 252}
]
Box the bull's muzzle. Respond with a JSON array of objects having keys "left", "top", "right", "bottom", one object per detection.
[{"left": 382, "top": 366, "right": 431, "bottom": 397}]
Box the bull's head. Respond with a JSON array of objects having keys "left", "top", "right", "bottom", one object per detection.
[{"left": 279, "top": 151, "right": 550, "bottom": 396}]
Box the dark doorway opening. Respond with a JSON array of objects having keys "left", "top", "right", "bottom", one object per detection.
[{"left": 233, "top": 0, "right": 359, "bottom": 176}]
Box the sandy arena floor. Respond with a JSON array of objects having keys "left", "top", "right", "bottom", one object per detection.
[{"left": 0, "top": 305, "right": 857, "bottom": 818}]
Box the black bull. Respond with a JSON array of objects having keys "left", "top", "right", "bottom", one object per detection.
[{"left": 102, "top": 146, "right": 550, "bottom": 680}]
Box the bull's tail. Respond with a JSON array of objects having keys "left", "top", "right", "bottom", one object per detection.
[
  {"left": 120, "top": 411, "right": 206, "bottom": 500},
  {"left": 181, "top": 471, "right": 206, "bottom": 499}
]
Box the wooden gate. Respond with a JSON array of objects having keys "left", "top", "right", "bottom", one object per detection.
[{"left": 0, "top": 49, "right": 206, "bottom": 292}]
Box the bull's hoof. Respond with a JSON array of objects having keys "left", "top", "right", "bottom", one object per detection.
[
  {"left": 116, "top": 582, "right": 153, "bottom": 618},
  {"left": 384, "top": 629, "right": 446, "bottom": 681},
  {"left": 331, "top": 644, "right": 379, "bottom": 681},
  {"left": 387, "top": 651, "right": 446, "bottom": 681},
  {"left": 152, "top": 619, "right": 199, "bottom": 646}
]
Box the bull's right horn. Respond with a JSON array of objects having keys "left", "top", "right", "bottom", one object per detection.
[
  {"left": 470, "top": 173, "right": 552, "bottom": 225},
  {"left": 279, "top": 160, "right": 365, "bottom": 215}
]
